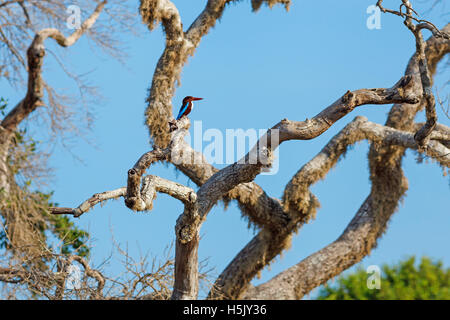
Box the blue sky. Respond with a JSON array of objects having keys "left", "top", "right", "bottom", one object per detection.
[{"left": 1, "top": 0, "right": 449, "bottom": 298}]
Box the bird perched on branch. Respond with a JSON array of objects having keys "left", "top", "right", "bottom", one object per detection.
[
  {"left": 169, "top": 96, "right": 203, "bottom": 132},
  {"left": 175, "top": 96, "right": 203, "bottom": 120}
]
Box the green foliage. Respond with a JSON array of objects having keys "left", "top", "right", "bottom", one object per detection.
[
  {"left": 317, "top": 256, "right": 450, "bottom": 300},
  {"left": 0, "top": 97, "right": 90, "bottom": 257},
  {"left": 0, "top": 97, "right": 7, "bottom": 116},
  {"left": 40, "top": 192, "right": 90, "bottom": 257},
  {"left": 48, "top": 216, "right": 90, "bottom": 257}
]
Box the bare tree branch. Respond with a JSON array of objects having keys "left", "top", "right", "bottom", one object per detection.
[
  {"left": 243, "top": 196, "right": 378, "bottom": 299},
  {"left": 1, "top": 254, "right": 105, "bottom": 299},
  {"left": 173, "top": 76, "right": 420, "bottom": 300},
  {"left": 210, "top": 115, "right": 449, "bottom": 299},
  {"left": 190, "top": 76, "right": 420, "bottom": 236},
  {"left": 126, "top": 149, "right": 170, "bottom": 211},
  {"left": 0, "top": 0, "right": 108, "bottom": 134},
  {"left": 50, "top": 174, "right": 196, "bottom": 218},
  {"left": 240, "top": 21, "right": 450, "bottom": 301},
  {"left": 50, "top": 188, "right": 127, "bottom": 218}
]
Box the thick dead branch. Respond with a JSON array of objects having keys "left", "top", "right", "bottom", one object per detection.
[
  {"left": 145, "top": 175, "right": 197, "bottom": 205},
  {"left": 243, "top": 196, "right": 378, "bottom": 299},
  {"left": 126, "top": 148, "right": 170, "bottom": 211},
  {"left": 50, "top": 123, "right": 196, "bottom": 216},
  {"left": 195, "top": 76, "right": 419, "bottom": 229},
  {"left": 174, "top": 77, "right": 420, "bottom": 300},
  {"left": 171, "top": 227, "right": 200, "bottom": 300},
  {"left": 241, "top": 21, "right": 450, "bottom": 301},
  {"left": 125, "top": 117, "right": 191, "bottom": 211},
  {"left": 171, "top": 128, "right": 289, "bottom": 232},
  {"left": 50, "top": 174, "right": 196, "bottom": 218},
  {"left": 284, "top": 117, "right": 450, "bottom": 214},
  {"left": 210, "top": 114, "right": 449, "bottom": 299}
]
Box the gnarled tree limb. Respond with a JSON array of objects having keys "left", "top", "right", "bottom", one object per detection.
[
  {"left": 50, "top": 173, "right": 196, "bottom": 218},
  {"left": 210, "top": 114, "right": 449, "bottom": 299},
  {"left": 240, "top": 21, "right": 449, "bottom": 301},
  {"left": 174, "top": 76, "right": 421, "bottom": 299}
]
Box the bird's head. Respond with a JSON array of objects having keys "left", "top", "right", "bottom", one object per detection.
[{"left": 183, "top": 96, "right": 203, "bottom": 105}]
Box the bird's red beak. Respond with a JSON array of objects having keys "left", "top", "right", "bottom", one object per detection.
[{"left": 192, "top": 97, "right": 203, "bottom": 101}]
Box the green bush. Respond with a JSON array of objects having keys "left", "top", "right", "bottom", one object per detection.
[{"left": 317, "top": 256, "right": 450, "bottom": 300}]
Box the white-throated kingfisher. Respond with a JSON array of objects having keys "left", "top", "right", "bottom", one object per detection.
[{"left": 175, "top": 96, "right": 203, "bottom": 120}]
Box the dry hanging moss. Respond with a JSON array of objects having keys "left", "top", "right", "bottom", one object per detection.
[{"left": 251, "top": 0, "right": 291, "bottom": 11}]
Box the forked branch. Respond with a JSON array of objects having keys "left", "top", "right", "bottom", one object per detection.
[{"left": 0, "top": 0, "right": 108, "bottom": 134}]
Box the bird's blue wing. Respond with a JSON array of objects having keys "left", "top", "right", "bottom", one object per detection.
[{"left": 176, "top": 102, "right": 189, "bottom": 120}]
